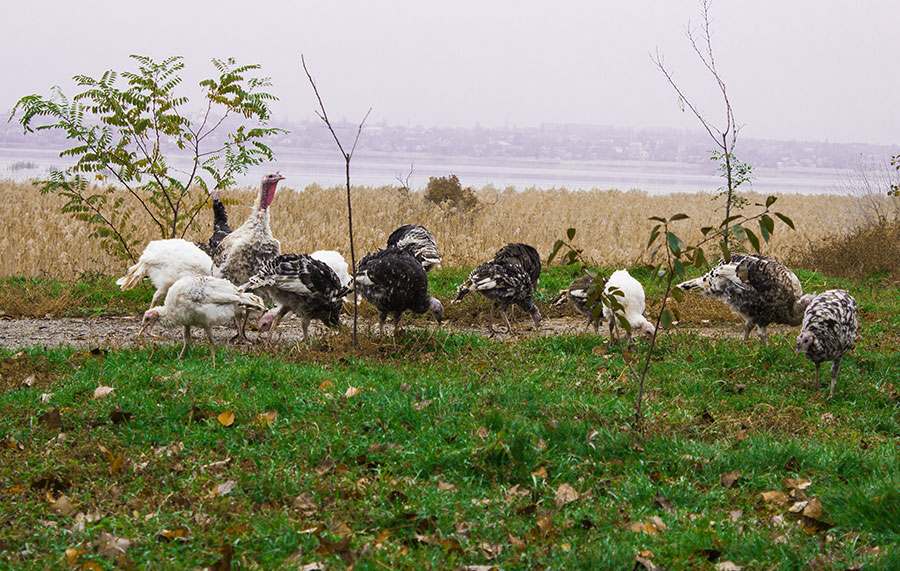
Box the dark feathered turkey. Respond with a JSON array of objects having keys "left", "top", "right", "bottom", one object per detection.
[
  {"left": 454, "top": 258, "right": 541, "bottom": 334},
  {"left": 553, "top": 274, "right": 604, "bottom": 333},
  {"left": 240, "top": 254, "right": 350, "bottom": 342},
  {"left": 386, "top": 224, "right": 442, "bottom": 272},
  {"left": 493, "top": 243, "right": 541, "bottom": 290},
  {"left": 677, "top": 253, "right": 812, "bottom": 344},
  {"left": 196, "top": 189, "right": 233, "bottom": 256},
  {"left": 355, "top": 247, "right": 444, "bottom": 335},
  {"left": 796, "top": 289, "right": 857, "bottom": 397}
]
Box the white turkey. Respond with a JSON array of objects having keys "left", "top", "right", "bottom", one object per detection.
[
  {"left": 196, "top": 188, "right": 233, "bottom": 256},
  {"left": 116, "top": 239, "right": 215, "bottom": 310},
  {"left": 354, "top": 247, "right": 444, "bottom": 335},
  {"left": 139, "top": 276, "right": 266, "bottom": 365},
  {"left": 212, "top": 172, "right": 285, "bottom": 341},
  {"left": 386, "top": 224, "right": 442, "bottom": 272},
  {"left": 603, "top": 269, "right": 656, "bottom": 343},
  {"left": 677, "top": 253, "right": 813, "bottom": 344},
  {"left": 454, "top": 258, "right": 541, "bottom": 334},
  {"left": 553, "top": 274, "right": 604, "bottom": 333},
  {"left": 493, "top": 242, "right": 541, "bottom": 290},
  {"left": 240, "top": 254, "right": 351, "bottom": 342},
  {"left": 796, "top": 289, "right": 858, "bottom": 397},
  {"left": 311, "top": 249, "right": 353, "bottom": 302}
]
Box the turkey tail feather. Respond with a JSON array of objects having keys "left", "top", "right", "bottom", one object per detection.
[{"left": 116, "top": 262, "right": 147, "bottom": 290}]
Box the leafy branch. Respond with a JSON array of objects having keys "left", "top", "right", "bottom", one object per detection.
[{"left": 9, "top": 55, "right": 283, "bottom": 261}]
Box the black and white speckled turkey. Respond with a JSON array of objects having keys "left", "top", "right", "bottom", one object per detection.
[
  {"left": 677, "top": 253, "right": 812, "bottom": 344},
  {"left": 386, "top": 224, "right": 442, "bottom": 272},
  {"left": 354, "top": 247, "right": 444, "bottom": 335},
  {"left": 454, "top": 258, "right": 541, "bottom": 334},
  {"left": 796, "top": 289, "right": 858, "bottom": 397},
  {"left": 493, "top": 243, "right": 541, "bottom": 290},
  {"left": 240, "top": 254, "right": 351, "bottom": 342},
  {"left": 553, "top": 274, "right": 604, "bottom": 333}
]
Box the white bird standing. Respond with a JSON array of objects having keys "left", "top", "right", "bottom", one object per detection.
[
  {"left": 311, "top": 250, "right": 352, "bottom": 302},
  {"left": 603, "top": 269, "right": 656, "bottom": 343},
  {"left": 140, "top": 276, "right": 266, "bottom": 365},
  {"left": 796, "top": 289, "right": 858, "bottom": 397},
  {"left": 116, "top": 239, "right": 215, "bottom": 310},
  {"left": 677, "top": 253, "right": 812, "bottom": 344}
]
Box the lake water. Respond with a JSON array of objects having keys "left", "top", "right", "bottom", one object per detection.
[{"left": 0, "top": 146, "right": 849, "bottom": 195}]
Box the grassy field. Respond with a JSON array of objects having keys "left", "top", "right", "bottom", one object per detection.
[
  {"left": 1, "top": 265, "right": 899, "bottom": 569},
  {"left": 2, "top": 179, "right": 897, "bottom": 279}
]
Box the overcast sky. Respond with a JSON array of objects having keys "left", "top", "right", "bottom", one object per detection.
[{"left": 2, "top": 0, "right": 898, "bottom": 145}]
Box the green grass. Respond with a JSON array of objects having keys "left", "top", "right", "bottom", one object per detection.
[{"left": 1, "top": 269, "right": 900, "bottom": 569}]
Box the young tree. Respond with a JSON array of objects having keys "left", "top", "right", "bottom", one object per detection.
[
  {"left": 652, "top": 0, "right": 750, "bottom": 255},
  {"left": 301, "top": 55, "right": 371, "bottom": 348},
  {"left": 10, "top": 55, "right": 282, "bottom": 261}
]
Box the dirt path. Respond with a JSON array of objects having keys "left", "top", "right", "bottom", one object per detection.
[{"left": 0, "top": 314, "right": 776, "bottom": 351}]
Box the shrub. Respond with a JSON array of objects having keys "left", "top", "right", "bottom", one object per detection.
[
  {"left": 789, "top": 218, "right": 900, "bottom": 278},
  {"left": 424, "top": 174, "right": 479, "bottom": 212}
]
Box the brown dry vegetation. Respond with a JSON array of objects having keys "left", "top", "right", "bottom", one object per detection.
[{"left": 0, "top": 179, "right": 894, "bottom": 279}]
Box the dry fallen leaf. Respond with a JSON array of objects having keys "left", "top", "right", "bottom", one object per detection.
[
  {"left": 217, "top": 410, "right": 235, "bottom": 427},
  {"left": 95, "top": 531, "right": 131, "bottom": 559},
  {"left": 344, "top": 386, "right": 363, "bottom": 398},
  {"left": 256, "top": 411, "right": 278, "bottom": 426},
  {"left": 49, "top": 494, "right": 77, "bottom": 517},
  {"left": 437, "top": 480, "right": 458, "bottom": 492},
  {"left": 530, "top": 466, "right": 548, "bottom": 479},
  {"left": 802, "top": 497, "right": 824, "bottom": 520},
  {"left": 22, "top": 374, "right": 35, "bottom": 388},
  {"left": 654, "top": 494, "right": 675, "bottom": 512},
  {"left": 412, "top": 398, "right": 435, "bottom": 411},
  {"left": 720, "top": 470, "right": 741, "bottom": 488},
  {"left": 157, "top": 528, "right": 190, "bottom": 542},
  {"left": 760, "top": 490, "right": 789, "bottom": 506},
  {"left": 213, "top": 480, "right": 237, "bottom": 497},
  {"left": 716, "top": 561, "right": 743, "bottom": 570},
  {"left": 98, "top": 444, "right": 125, "bottom": 475},
  {"left": 293, "top": 492, "right": 319, "bottom": 516},
  {"left": 554, "top": 483, "right": 580, "bottom": 507},
  {"left": 93, "top": 385, "right": 115, "bottom": 399},
  {"left": 38, "top": 407, "right": 63, "bottom": 429}
]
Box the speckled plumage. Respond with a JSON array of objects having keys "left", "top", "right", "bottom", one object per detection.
[
  {"left": 454, "top": 258, "right": 541, "bottom": 333},
  {"left": 386, "top": 225, "right": 442, "bottom": 272},
  {"left": 678, "top": 253, "right": 811, "bottom": 343},
  {"left": 493, "top": 243, "right": 541, "bottom": 290},
  {"left": 553, "top": 274, "right": 604, "bottom": 333},
  {"left": 355, "top": 247, "right": 444, "bottom": 334},
  {"left": 213, "top": 174, "right": 284, "bottom": 287},
  {"left": 241, "top": 254, "right": 350, "bottom": 341},
  {"left": 797, "top": 289, "right": 858, "bottom": 397}
]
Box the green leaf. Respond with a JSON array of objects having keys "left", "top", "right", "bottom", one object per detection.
[
  {"left": 765, "top": 195, "right": 777, "bottom": 207},
  {"left": 731, "top": 226, "right": 746, "bottom": 240},
  {"left": 668, "top": 213, "right": 690, "bottom": 222},
  {"left": 693, "top": 246, "right": 708, "bottom": 269},
  {"left": 775, "top": 212, "right": 795, "bottom": 230},
  {"left": 673, "top": 258, "right": 686, "bottom": 281},
  {"left": 758, "top": 217, "right": 770, "bottom": 243},
  {"left": 649, "top": 216, "right": 667, "bottom": 223},
  {"left": 548, "top": 239, "right": 564, "bottom": 264},
  {"left": 666, "top": 232, "right": 684, "bottom": 255},
  {"left": 647, "top": 225, "right": 661, "bottom": 250},
  {"left": 720, "top": 215, "right": 742, "bottom": 228},
  {"left": 566, "top": 227, "right": 576, "bottom": 241},
  {"left": 761, "top": 214, "right": 775, "bottom": 236},
  {"left": 671, "top": 287, "right": 684, "bottom": 302},
  {"left": 745, "top": 227, "right": 761, "bottom": 253},
  {"left": 660, "top": 309, "right": 674, "bottom": 329}
]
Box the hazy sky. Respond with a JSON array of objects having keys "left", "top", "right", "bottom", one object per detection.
[{"left": 3, "top": 0, "right": 898, "bottom": 145}]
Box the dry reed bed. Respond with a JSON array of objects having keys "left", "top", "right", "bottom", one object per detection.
[{"left": 0, "top": 179, "right": 883, "bottom": 279}]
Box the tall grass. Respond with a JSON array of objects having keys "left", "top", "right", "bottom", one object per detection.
[{"left": 0, "top": 179, "right": 891, "bottom": 279}]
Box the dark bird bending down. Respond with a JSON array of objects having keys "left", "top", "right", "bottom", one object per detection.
[
  {"left": 553, "top": 274, "right": 604, "bottom": 333},
  {"left": 454, "top": 258, "right": 541, "bottom": 334},
  {"left": 354, "top": 247, "right": 444, "bottom": 335},
  {"left": 677, "top": 253, "right": 812, "bottom": 344},
  {"left": 386, "top": 224, "right": 442, "bottom": 272},
  {"left": 240, "top": 254, "right": 351, "bottom": 342},
  {"left": 796, "top": 289, "right": 857, "bottom": 397},
  {"left": 493, "top": 242, "right": 541, "bottom": 290}
]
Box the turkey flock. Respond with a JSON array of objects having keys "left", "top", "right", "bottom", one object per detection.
[{"left": 118, "top": 173, "right": 859, "bottom": 396}]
